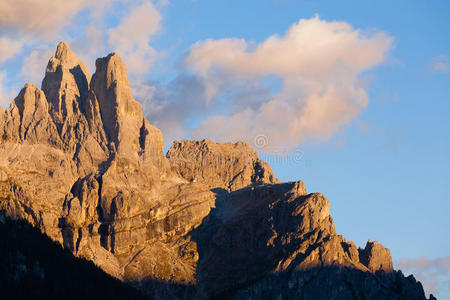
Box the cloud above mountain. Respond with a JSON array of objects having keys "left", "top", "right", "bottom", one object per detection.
[
  {"left": 396, "top": 256, "right": 450, "bottom": 297},
  {"left": 108, "top": 1, "right": 162, "bottom": 74},
  {"left": 0, "top": 37, "right": 25, "bottom": 63},
  {"left": 144, "top": 16, "right": 393, "bottom": 152}
]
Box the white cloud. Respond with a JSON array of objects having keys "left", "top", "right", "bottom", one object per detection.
[
  {"left": 136, "top": 73, "right": 209, "bottom": 143},
  {"left": 180, "top": 15, "right": 393, "bottom": 152},
  {"left": 431, "top": 55, "right": 450, "bottom": 72},
  {"left": 0, "top": 36, "right": 25, "bottom": 64},
  {"left": 19, "top": 47, "right": 54, "bottom": 85},
  {"left": 396, "top": 256, "right": 450, "bottom": 297},
  {"left": 0, "top": 71, "right": 9, "bottom": 107},
  {"left": 0, "top": 0, "right": 94, "bottom": 38},
  {"left": 69, "top": 24, "right": 108, "bottom": 74},
  {"left": 108, "top": 1, "right": 161, "bottom": 74},
  {"left": 0, "top": 70, "right": 17, "bottom": 108},
  {"left": 157, "top": 0, "right": 170, "bottom": 6}
]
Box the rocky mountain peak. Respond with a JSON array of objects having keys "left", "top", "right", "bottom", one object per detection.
[
  {"left": 11, "top": 83, "right": 47, "bottom": 121},
  {"left": 42, "top": 41, "right": 90, "bottom": 129},
  {"left": 1, "top": 42, "right": 166, "bottom": 174},
  {"left": 54, "top": 42, "right": 82, "bottom": 67},
  {"left": 2, "top": 83, "right": 60, "bottom": 145},
  {"left": 0, "top": 42, "right": 434, "bottom": 300},
  {"left": 89, "top": 52, "right": 147, "bottom": 157}
]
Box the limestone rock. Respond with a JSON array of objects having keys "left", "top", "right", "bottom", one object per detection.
[
  {"left": 359, "top": 240, "right": 394, "bottom": 273},
  {"left": 0, "top": 107, "right": 4, "bottom": 135},
  {"left": 2, "top": 83, "right": 60, "bottom": 146},
  {"left": 42, "top": 41, "right": 90, "bottom": 127},
  {"left": 89, "top": 53, "right": 145, "bottom": 158},
  {"left": 40, "top": 42, "right": 106, "bottom": 172},
  {"left": 191, "top": 183, "right": 419, "bottom": 299},
  {"left": 167, "top": 139, "right": 279, "bottom": 191},
  {"left": 0, "top": 141, "right": 77, "bottom": 243}
]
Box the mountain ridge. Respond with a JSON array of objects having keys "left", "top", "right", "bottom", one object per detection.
[{"left": 0, "top": 42, "right": 435, "bottom": 299}]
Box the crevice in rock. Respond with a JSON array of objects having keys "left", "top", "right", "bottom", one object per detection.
[
  {"left": 95, "top": 174, "right": 109, "bottom": 251},
  {"left": 99, "top": 223, "right": 109, "bottom": 251},
  {"left": 75, "top": 227, "right": 82, "bottom": 254},
  {"left": 139, "top": 119, "right": 148, "bottom": 155},
  {"left": 69, "top": 65, "right": 89, "bottom": 107},
  {"left": 110, "top": 225, "right": 115, "bottom": 254},
  {"left": 124, "top": 246, "right": 147, "bottom": 270},
  {"left": 96, "top": 175, "right": 103, "bottom": 221}
]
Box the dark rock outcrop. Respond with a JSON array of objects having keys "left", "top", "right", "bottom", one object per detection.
[{"left": 0, "top": 216, "right": 147, "bottom": 300}]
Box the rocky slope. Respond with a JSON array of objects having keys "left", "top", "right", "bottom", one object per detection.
[
  {"left": 0, "top": 216, "right": 147, "bottom": 300},
  {"left": 0, "top": 42, "right": 435, "bottom": 299}
]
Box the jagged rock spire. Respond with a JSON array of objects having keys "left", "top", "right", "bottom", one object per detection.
[
  {"left": 42, "top": 41, "right": 90, "bottom": 126},
  {"left": 1, "top": 42, "right": 165, "bottom": 171},
  {"left": 88, "top": 52, "right": 164, "bottom": 161},
  {"left": 54, "top": 41, "right": 82, "bottom": 66},
  {"left": 90, "top": 53, "right": 141, "bottom": 148},
  {"left": 3, "top": 83, "right": 60, "bottom": 145}
]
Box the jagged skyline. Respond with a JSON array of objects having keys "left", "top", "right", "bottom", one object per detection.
[
  {"left": 0, "top": 42, "right": 434, "bottom": 298},
  {"left": 0, "top": 1, "right": 448, "bottom": 298}
]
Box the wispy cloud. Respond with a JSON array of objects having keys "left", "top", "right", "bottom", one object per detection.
[
  {"left": 396, "top": 256, "right": 450, "bottom": 297},
  {"left": 431, "top": 55, "right": 450, "bottom": 72},
  {"left": 0, "top": 36, "right": 25, "bottom": 64},
  {"left": 108, "top": 1, "right": 162, "bottom": 74},
  {"left": 0, "top": 71, "right": 10, "bottom": 107},
  {"left": 0, "top": 70, "right": 18, "bottom": 108},
  {"left": 19, "top": 47, "right": 54, "bottom": 85},
  {"left": 138, "top": 73, "right": 212, "bottom": 143}
]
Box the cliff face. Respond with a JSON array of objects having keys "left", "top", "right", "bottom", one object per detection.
[
  {"left": 0, "top": 217, "right": 147, "bottom": 299},
  {"left": 166, "top": 139, "right": 279, "bottom": 191},
  {"left": 0, "top": 43, "right": 434, "bottom": 300}
]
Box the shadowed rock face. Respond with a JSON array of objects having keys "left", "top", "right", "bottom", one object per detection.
[
  {"left": 0, "top": 43, "right": 434, "bottom": 300},
  {"left": 0, "top": 217, "right": 148, "bottom": 300}
]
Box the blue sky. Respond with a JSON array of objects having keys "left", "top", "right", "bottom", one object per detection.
[{"left": 0, "top": 0, "right": 449, "bottom": 297}]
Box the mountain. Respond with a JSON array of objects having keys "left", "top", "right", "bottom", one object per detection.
[{"left": 0, "top": 42, "right": 436, "bottom": 299}]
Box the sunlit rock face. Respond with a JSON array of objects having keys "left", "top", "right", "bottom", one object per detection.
[
  {"left": 166, "top": 139, "right": 279, "bottom": 191},
  {"left": 0, "top": 42, "right": 433, "bottom": 300}
]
